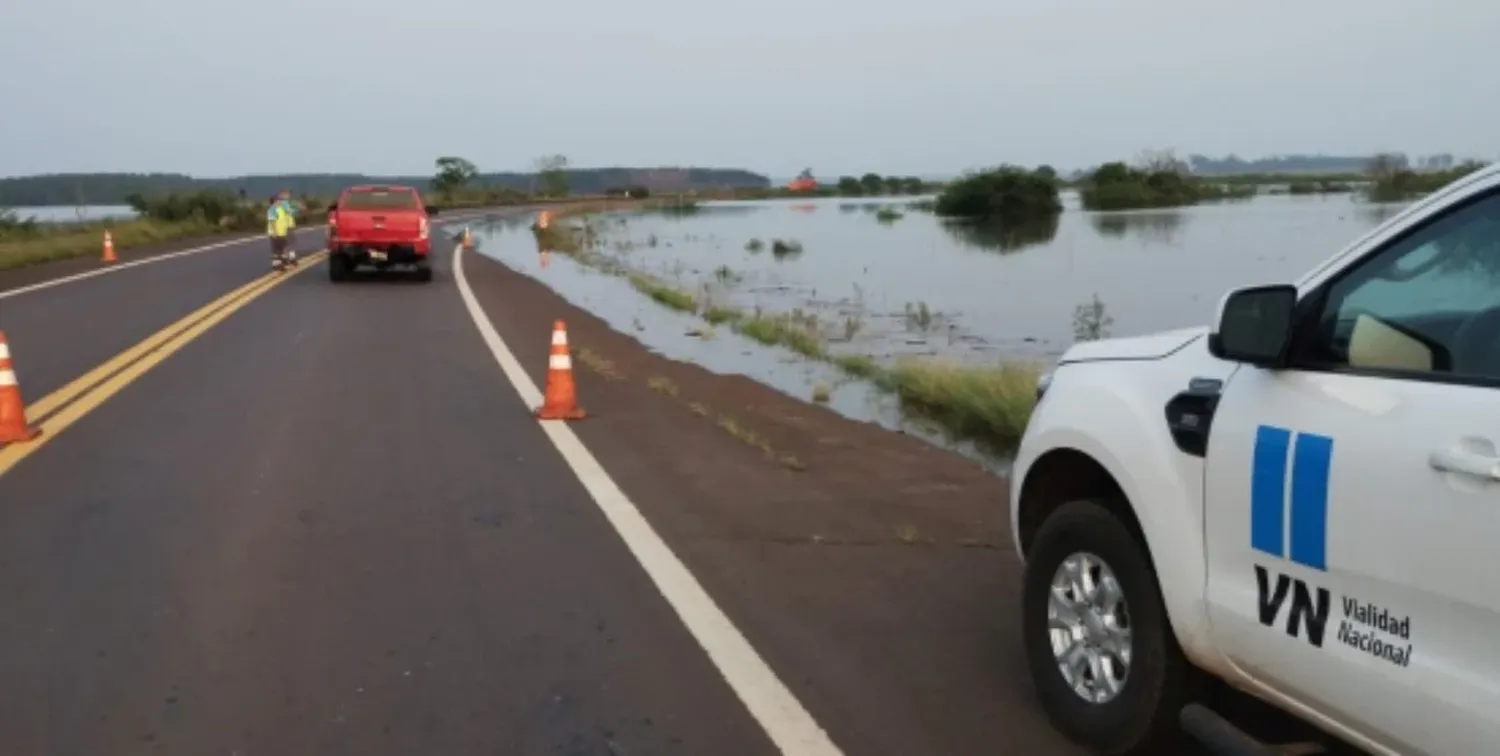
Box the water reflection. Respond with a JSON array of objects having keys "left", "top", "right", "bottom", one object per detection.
[
  {"left": 940, "top": 214, "right": 1061, "bottom": 253},
  {"left": 1089, "top": 211, "right": 1188, "bottom": 244}
]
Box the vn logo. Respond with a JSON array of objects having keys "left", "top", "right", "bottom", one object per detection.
[{"left": 1250, "top": 425, "right": 1333, "bottom": 648}]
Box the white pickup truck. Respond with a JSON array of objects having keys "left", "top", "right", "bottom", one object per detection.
[{"left": 1010, "top": 163, "right": 1500, "bottom": 756}]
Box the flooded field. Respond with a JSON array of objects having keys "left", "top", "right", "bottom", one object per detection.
[
  {"left": 3, "top": 205, "right": 137, "bottom": 223},
  {"left": 468, "top": 193, "right": 1410, "bottom": 469}
]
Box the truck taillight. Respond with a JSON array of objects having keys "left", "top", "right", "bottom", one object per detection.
[{"left": 419, "top": 217, "right": 429, "bottom": 240}]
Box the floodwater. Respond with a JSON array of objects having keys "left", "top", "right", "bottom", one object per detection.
[
  {"left": 565, "top": 193, "right": 1411, "bottom": 363},
  {"left": 3, "top": 205, "right": 137, "bottom": 223},
  {"left": 468, "top": 193, "right": 1411, "bottom": 470}
]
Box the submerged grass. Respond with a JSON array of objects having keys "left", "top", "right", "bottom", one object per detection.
[
  {"left": 627, "top": 273, "right": 697, "bottom": 312},
  {"left": 732, "top": 313, "right": 824, "bottom": 358},
  {"left": 881, "top": 358, "right": 1043, "bottom": 449},
  {"left": 536, "top": 204, "right": 1043, "bottom": 455}
]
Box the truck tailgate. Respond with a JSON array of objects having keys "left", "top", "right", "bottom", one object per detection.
[{"left": 335, "top": 210, "right": 423, "bottom": 244}]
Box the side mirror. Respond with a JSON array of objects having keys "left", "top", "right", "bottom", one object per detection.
[
  {"left": 425, "top": 205, "right": 441, "bottom": 216},
  {"left": 1208, "top": 284, "right": 1298, "bottom": 367}
]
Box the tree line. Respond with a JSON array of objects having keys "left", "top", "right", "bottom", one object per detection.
[
  {"left": 0, "top": 163, "right": 772, "bottom": 207},
  {"left": 833, "top": 173, "right": 933, "bottom": 196}
]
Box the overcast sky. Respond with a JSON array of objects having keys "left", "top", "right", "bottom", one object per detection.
[{"left": 1, "top": 0, "right": 1495, "bottom": 179}]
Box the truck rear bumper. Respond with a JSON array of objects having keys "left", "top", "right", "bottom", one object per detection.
[{"left": 329, "top": 240, "right": 431, "bottom": 265}]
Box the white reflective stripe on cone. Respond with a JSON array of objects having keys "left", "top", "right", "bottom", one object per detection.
[
  {"left": 549, "top": 354, "right": 571, "bottom": 370},
  {"left": 0, "top": 370, "right": 16, "bottom": 387},
  {"left": 551, "top": 330, "right": 568, "bottom": 346},
  {"left": 0, "top": 342, "right": 9, "bottom": 360}
]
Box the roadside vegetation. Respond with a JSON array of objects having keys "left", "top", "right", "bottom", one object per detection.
[
  {"left": 1287, "top": 179, "right": 1355, "bottom": 195},
  {"left": 0, "top": 189, "right": 318, "bottom": 271},
  {"left": 1364, "top": 153, "right": 1488, "bottom": 201},
  {"left": 1078, "top": 150, "right": 1254, "bottom": 211}
]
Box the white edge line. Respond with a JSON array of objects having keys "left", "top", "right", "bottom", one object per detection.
[
  {"left": 451, "top": 244, "right": 843, "bottom": 756},
  {"left": 0, "top": 210, "right": 492, "bottom": 302},
  {"left": 0, "top": 233, "right": 276, "bottom": 301}
]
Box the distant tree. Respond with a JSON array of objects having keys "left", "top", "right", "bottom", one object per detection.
[
  {"left": 884, "top": 176, "right": 907, "bottom": 194},
  {"left": 1034, "top": 165, "right": 1058, "bottom": 181},
  {"left": 1135, "top": 148, "right": 1189, "bottom": 175},
  {"left": 836, "top": 176, "right": 863, "bottom": 196},
  {"left": 534, "top": 154, "right": 570, "bottom": 197},
  {"left": 796, "top": 167, "right": 814, "bottom": 181},
  {"left": 1091, "top": 162, "right": 1134, "bottom": 185},
  {"left": 859, "top": 172, "right": 884, "bottom": 195},
  {"left": 432, "top": 157, "right": 478, "bottom": 198},
  {"left": 900, "top": 176, "right": 925, "bottom": 194},
  {"left": 1367, "top": 153, "right": 1408, "bottom": 181}
]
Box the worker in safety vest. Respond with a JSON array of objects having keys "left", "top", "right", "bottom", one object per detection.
[{"left": 266, "top": 190, "right": 300, "bottom": 269}]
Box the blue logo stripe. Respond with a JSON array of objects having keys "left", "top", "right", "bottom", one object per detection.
[
  {"left": 1289, "top": 433, "right": 1333, "bottom": 571},
  {"left": 1250, "top": 425, "right": 1292, "bottom": 558}
]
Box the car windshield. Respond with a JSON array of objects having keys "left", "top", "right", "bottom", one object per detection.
[{"left": 341, "top": 189, "right": 420, "bottom": 211}]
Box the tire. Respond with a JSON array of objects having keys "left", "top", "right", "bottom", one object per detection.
[
  {"left": 328, "top": 253, "right": 352, "bottom": 282},
  {"left": 1021, "top": 499, "right": 1194, "bottom": 755},
  {"left": 414, "top": 263, "right": 433, "bottom": 283}
]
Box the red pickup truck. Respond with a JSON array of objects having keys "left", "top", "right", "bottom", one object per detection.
[{"left": 325, "top": 185, "right": 440, "bottom": 282}]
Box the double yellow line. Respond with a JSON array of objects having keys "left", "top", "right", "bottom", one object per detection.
[{"left": 0, "top": 251, "right": 327, "bottom": 478}]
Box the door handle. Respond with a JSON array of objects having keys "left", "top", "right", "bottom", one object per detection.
[{"left": 1429, "top": 439, "right": 1500, "bottom": 481}]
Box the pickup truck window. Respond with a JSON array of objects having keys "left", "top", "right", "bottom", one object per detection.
[
  {"left": 1294, "top": 191, "right": 1500, "bottom": 382},
  {"left": 340, "top": 190, "right": 421, "bottom": 211}
]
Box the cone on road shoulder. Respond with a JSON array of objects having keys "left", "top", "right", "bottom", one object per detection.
[
  {"left": 462, "top": 227, "right": 474, "bottom": 250},
  {"left": 101, "top": 231, "right": 117, "bottom": 264},
  {"left": 0, "top": 332, "right": 41, "bottom": 445},
  {"left": 536, "top": 320, "right": 585, "bottom": 420}
]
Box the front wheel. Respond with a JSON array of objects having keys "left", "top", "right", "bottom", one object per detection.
[{"left": 1021, "top": 499, "right": 1195, "bottom": 755}]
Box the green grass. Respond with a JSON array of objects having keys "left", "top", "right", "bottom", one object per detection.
[
  {"left": 628, "top": 274, "right": 697, "bottom": 312},
  {"left": 1366, "top": 162, "right": 1487, "bottom": 201},
  {"left": 882, "top": 358, "right": 1043, "bottom": 448},
  {"left": 0, "top": 218, "right": 224, "bottom": 271},
  {"left": 832, "top": 353, "right": 881, "bottom": 378},
  {"left": 732, "top": 312, "right": 824, "bottom": 358},
  {"left": 704, "top": 305, "right": 743, "bottom": 325}
]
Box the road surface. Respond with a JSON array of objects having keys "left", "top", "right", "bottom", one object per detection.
[{"left": 0, "top": 218, "right": 1333, "bottom": 755}]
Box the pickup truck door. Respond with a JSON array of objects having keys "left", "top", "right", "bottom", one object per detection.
[{"left": 1202, "top": 188, "right": 1500, "bottom": 754}]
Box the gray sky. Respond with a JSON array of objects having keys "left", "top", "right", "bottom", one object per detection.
[{"left": 2, "top": 0, "right": 1495, "bottom": 179}]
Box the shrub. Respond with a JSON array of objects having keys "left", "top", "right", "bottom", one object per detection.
[{"left": 934, "top": 166, "right": 1062, "bottom": 221}]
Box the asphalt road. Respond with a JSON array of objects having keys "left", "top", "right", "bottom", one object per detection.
[
  {"left": 0, "top": 224, "right": 1342, "bottom": 756},
  {"left": 0, "top": 232, "right": 779, "bottom": 755}
]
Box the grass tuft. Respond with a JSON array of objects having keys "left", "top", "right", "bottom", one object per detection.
[
  {"left": 628, "top": 274, "right": 697, "bottom": 312},
  {"left": 882, "top": 358, "right": 1043, "bottom": 448}
]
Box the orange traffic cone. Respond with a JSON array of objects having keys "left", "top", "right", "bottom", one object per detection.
[
  {"left": 101, "top": 231, "right": 117, "bottom": 264},
  {"left": 537, "top": 210, "right": 552, "bottom": 230},
  {"left": 536, "top": 320, "right": 585, "bottom": 420},
  {"left": 0, "top": 332, "right": 41, "bottom": 445},
  {"left": 462, "top": 227, "right": 474, "bottom": 250}
]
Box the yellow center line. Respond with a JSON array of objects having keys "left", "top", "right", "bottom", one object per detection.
[{"left": 0, "top": 252, "right": 327, "bottom": 479}]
